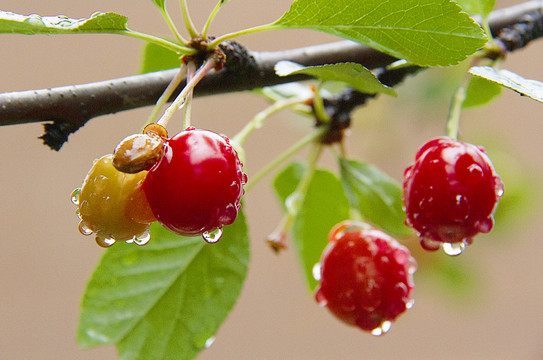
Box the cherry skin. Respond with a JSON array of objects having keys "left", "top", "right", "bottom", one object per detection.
[
  {"left": 315, "top": 221, "right": 416, "bottom": 334},
  {"left": 74, "top": 154, "right": 156, "bottom": 247},
  {"left": 403, "top": 137, "right": 504, "bottom": 252},
  {"left": 142, "top": 128, "right": 246, "bottom": 239}
]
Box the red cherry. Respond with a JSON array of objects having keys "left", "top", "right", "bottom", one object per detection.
[
  {"left": 142, "top": 128, "right": 246, "bottom": 240},
  {"left": 403, "top": 137, "right": 504, "bottom": 254},
  {"left": 315, "top": 221, "right": 416, "bottom": 335}
]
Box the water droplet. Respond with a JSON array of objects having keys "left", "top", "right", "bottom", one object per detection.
[
  {"left": 420, "top": 236, "right": 441, "bottom": 251},
  {"left": 95, "top": 236, "right": 115, "bottom": 248},
  {"left": 466, "top": 164, "right": 483, "bottom": 184},
  {"left": 70, "top": 188, "right": 81, "bottom": 205},
  {"left": 134, "top": 229, "right": 151, "bottom": 246},
  {"left": 495, "top": 178, "right": 505, "bottom": 197},
  {"left": 443, "top": 242, "right": 465, "bottom": 256},
  {"left": 285, "top": 192, "right": 303, "bottom": 215},
  {"left": 202, "top": 228, "right": 222, "bottom": 243},
  {"left": 476, "top": 217, "right": 494, "bottom": 233},
  {"left": 78, "top": 221, "right": 93, "bottom": 236},
  {"left": 405, "top": 299, "right": 415, "bottom": 309},
  {"left": 24, "top": 14, "right": 45, "bottom": 27},
  {"left": 371, "top": 321, "right": 392, "bottom": 336},
  {"left": 312, "top": 263, "right": 322, "bottom": 282},
  {"left": 314, "top": 288, "right": 328, "bottom": 307},
  {"left": 204, "top": 336, "right": 216, "bottom": 349},
  {"left": 450, "top": 194, "right": 469, "bottom": 221}
]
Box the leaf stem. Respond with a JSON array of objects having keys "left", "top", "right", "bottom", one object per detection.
[
  {"left": 122, "top": 29, "right": 195, "bottom": 54},
  {"left": 179, "top": 0, "right": 200, "bottom": 39},
  {"left": 244, "top": 127, "right": 325, "bottom": 192},
  {"left": 207, "top": 23, "right": 278, "bottom": 49},
  {"left": 232, "top": 96, "right": 309, "bottom": 147},
  {"left": 144, "top": 63, "right": 188, "bottom": 128},
  {"left": 157, "top": 59, "right": 215, "bottom": 128}
]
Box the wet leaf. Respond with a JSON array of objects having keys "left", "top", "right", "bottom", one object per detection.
[
  {"left": 0, "top": 11, "right": 128, "bottom": 35},
  {"left": 469, "top": 66, "right": 543, "bottom": 103},
  {"left": 275, "top": 61, "right": 397, "bottom": 96},
  {"left": 339, "top": 158, "right": 412, "bottom": 237},
  {"left": 274, "top": 162, "right": 350, "bottom": 291},
  {"left": 273, "top": 0, "right": 486, "bottom": 66},
  {"left": 77, "top": 213, "right": 249, "bottom": 360}
]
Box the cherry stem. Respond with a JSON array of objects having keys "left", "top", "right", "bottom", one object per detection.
[
  {"left": 157, "top": 59, "right": 216, "bottom": 128},
  {"left": 446, "top": 86, "right": 465, "bottom": 140},
  {"left": 179, "top": 0, "right": 199, "bottom": 39},
  {"left": 202, "top": 0, "right": 226, "bottom": 39},
  {"left": 159, "top": 7, "right": 189, "bottom": 45},
  {"left": 313, "top": 83, "right": 330, "bottom": 123},
  {"left": 266, "top": 142, "right": 323, "bottom": 252},
  {"left": 232, "top": 96, "right": 310, "bottom": 147},
  {"left": 244, "top": 127, "right": 326, "bottom": 192},
  {"left": 183, "top": 62, "right": 197, "bottom": 129},
  {"left": 144, "top": 63, "right": 187, "bottom": 128},
  {"left": 446, "top": 56, "right": 481, "bottom": 140}
]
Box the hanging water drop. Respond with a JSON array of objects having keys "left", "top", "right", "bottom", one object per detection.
[
  {"left": 314, "top": 289, "right": 328, "bottom": 307},
  {"left": 420, "top": 236, "right": 441, "bottom": 251},
  {"left": 370, "top": 321, "right": 392, "bottom": 336},
  {"left": 312, "top": 262, "right": 322, "bottom": 282},
  {"left": 443, "top": 242, "right": 465, "bottom": 256},
  {"left": 204, "top": 336, "right": 216, "bottom": 349},
  {"left": 405, "top": 298, "right": 415, "bottom": 310},
  {"left": 202, "top": 228, "right": 223, "bottom": 243},
  {"left": 70, "top": 188, "right": 81, "bottom": 205},
  {"left": 78, "top": 221, "right": 93, "bottom": 236},
  {"left": 134, "top": 229, "right": 151, "bottom": 246},
  {"left": 95, "top": 236, "right": 115, "bottom": 248}
]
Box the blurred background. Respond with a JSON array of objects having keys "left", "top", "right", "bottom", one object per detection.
[{"left": 1, "top": 0, "right": 542, "bottom": 359}]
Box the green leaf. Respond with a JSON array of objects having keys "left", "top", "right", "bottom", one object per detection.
[
  {"left": 469, "top": 66, "right": 543, "bottom": 103},
  {"left": 0, "top": 11, "right": 128, "bottom": 35},
  {"left": 275, "top": 61, "right": 397, "bottom": 96},
  {"left": 77, "top": 213, "right": 249, "bottom": 360},
  {"left": 462, "top": 74, "right": 502, "bottom": 108},
  {"left": 273, "top": 162, "right": 350, "bottom": 291},
  {"left": 456, "top": 0, "right": 496, "bottom": 17},
  {"left": 272, "top": 0, "right": 486, "bottom": 66},
  {"left": 140, "top": 42, "right": 181, "bottom": 74},
  {"left": 339, "top": 158, "right": 412, "bottom": 237}
]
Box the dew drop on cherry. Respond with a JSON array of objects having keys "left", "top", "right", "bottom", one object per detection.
[
  {"left": 314, "top": 288, "right": 328, "bottom": 307},
  {"left": 312, "top": 262, "right": 322, "bottom": 282},
  {"left": 95, "top": 236, "right": 116, "bottom": 248},
  {"left": 78, "top": 221, "right": 93, "bottom": 236},
  {"left": 70, "top": 188, "right": 81, "bottom": 206},
  {"left": 420, "top": 236, "right": 441, "bottom": 251},
  {"left": 406, "top": 298, "right": 415, "bottom": 310},
  {"left": 442, "top": 241, "right": 465, "bottom": 256},
  {"left": 202, "top": 227, "right": 223, "bottom": 243},
  {"left": 133, "top": 229, "right": 151, "bottom": 246},
  {"left": 370, "top": 321, "right": 392, "bottom": 336}
]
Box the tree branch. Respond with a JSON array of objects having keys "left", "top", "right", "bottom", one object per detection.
[{"left": 1, "top": 0, "right": 543, "bottom": 150}]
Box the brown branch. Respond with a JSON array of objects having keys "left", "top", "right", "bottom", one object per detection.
[{"left": 0, "top": 0, "right": 542, "bottom": 150}]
